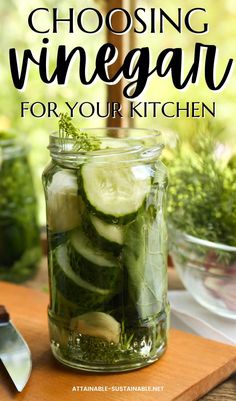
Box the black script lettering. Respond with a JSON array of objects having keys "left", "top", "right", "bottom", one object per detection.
[
  {"left": 203, "top": 45, "right": 234, "bottom": 90},
  {"left": 9, "top": 49, "right": 39, "bottom": 91},
  {"left": 95, "top": 44, "right": 118, "bottom": 81},
  {"left": 9, "top": 39, "right": 92, "bottom": 89},
  {"left": 54, "top": 46, "right": 91, "bottom": 85},
  {"left": 9, "top": 40, "right": 234, "bottom": 97},
  {"left": 154, "top": 43, "right": 233, "bottom": 91},
  {"left": 155, "top": 46, "right": 200, "bottom": 88},
  {"left": 120, "top": 48, "right": 151, "bottom": 98}
]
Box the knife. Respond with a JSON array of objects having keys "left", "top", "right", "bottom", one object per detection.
[{"left": 0, "top": 305, "right": 32, "bottom": 392}]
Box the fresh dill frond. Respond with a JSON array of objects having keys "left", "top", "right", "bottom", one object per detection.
[
  {"left": 58, "top": 113, "right": 101, "bottom": 152},
  {"left": 121, "top": 320, "right": 134, "bottom": 349},
  {"left": 167, "top": 132, "right": 236, "bottom": 246}
]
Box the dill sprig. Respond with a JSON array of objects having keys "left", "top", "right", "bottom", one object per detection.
[
  {"left": 58, "top": 113, "right": 101, "bottom": 152},
  {"left": 167, "top": 133, "right": 236, "bottom": 246}
]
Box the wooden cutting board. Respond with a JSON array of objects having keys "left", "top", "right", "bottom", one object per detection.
[{"left": 0, "top": 281, "right": 236, "bottom": 401}]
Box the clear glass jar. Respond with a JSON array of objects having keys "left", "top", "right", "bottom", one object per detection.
[
  {"left": 42, "top": 128, "right": 169, "bottom": 372},
  {"left": 0, "top": 131, "right": 41, "bottom": 282}
]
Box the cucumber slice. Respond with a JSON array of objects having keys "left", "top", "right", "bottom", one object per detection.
[
  {"left": 52, "top": 289, "right": 84, "bottom": 319},
  {"left": 90, "top": 215, "right": 124, "bottom": 246},
  {"left": 68, "top": 228, "right": 121, "bottom": 291},
  {"left": 47, "top": 170, "right": 84, "bottom": 233},
  {"left": 52, "top": 244, "right": 112, "bottom": 309},
  {"left": 81, "top": 161, "right": 151, "bottom": 223},
  {"left": 70, "top": 227, "right": 118, "bottom": 267}
]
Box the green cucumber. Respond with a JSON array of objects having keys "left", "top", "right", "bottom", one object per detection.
[
  {"left": 68, "top": 227, "right": 121, "bottom": 291},
  {"left": 80, "top": 214, "right": 123, "bottom": 255},
  {"left": 52, "top": 244, "right": 113, "bottom": 309},
  {"left": 90, "top": 215, "right": 124, "bottom": 246},
  {"left": 52, "top": 289, "right": 84, "bottom": 319},
  {"left": 47, "top": 170, "right": 84, "bottom": 233},
  {"left": 80, "top": 161, "right": 151, "bottom": 223}
]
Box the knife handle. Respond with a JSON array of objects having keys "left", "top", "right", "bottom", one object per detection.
[{"left": 0, "top": 305, "right": 10, "bottom": 323}]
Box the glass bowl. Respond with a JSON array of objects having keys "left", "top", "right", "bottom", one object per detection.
[{"left": 169, "top": 229, "right": 236, "bottom": 320}]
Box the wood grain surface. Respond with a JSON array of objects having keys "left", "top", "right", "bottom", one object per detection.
[
  {"left": 0, "top": 281, "right": 236, "bottom": 401},
  {"left": 200, "top": 376, "right": 236, "bottom": 401}
]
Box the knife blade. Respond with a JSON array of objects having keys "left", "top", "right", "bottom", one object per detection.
[{"left": 0, "top": 305, "right": 32, "bottom": 392}]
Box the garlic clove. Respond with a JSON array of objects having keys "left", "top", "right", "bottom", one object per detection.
[{"left": 70, "top": 312, "right": 121, "bottom": 344}]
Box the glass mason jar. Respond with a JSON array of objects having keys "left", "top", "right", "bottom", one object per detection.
[
  {"left": 42, "top": 128, "right": 169, "bottom": 372},
  {"left": 0, "top": 131, "right": 41, "bottom": 282}
]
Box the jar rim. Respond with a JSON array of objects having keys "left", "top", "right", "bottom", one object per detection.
[
  {"left": 48, "top": 127, "right": 164, "bottom": 164},
  {"left": 50, "top": 127, "right": 162, "bottom": 143}
]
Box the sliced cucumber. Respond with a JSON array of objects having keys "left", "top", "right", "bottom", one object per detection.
[
  {"left": 47, "top": 170, "right": 84, "bottom": 233},
  {"left": 70, "top": 227, "right": 118, "bottom": 267},
  {"left": 52, "top": 289, "right": 84, "bottom": 319},
  {"left": 52, "top": 244, "right": 112, "bottom": 309},
  {"left": 90, "top": 215, "right": 124, "bottom": 246},
  {"left": 81, "top": 161, "right": 151, "bottom": 223},
  {"left": 68, "top": 227, "right": 121, "bottom": 291}
]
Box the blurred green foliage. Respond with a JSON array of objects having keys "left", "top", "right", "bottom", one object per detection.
[
  {"left": 138, "top": 0, "right": 236, "bottom": 149},
  {"left": 0, "top": 132, "right": 41, "bottom": 280},
  {"left": 167, "top": 126, "right": 236, "bottom": 245},
  {"left": 0, "top": 0, "right": 106, "bottom": 223}
]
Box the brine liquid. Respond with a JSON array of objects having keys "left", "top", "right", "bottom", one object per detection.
[
  {"left": 48, "top": 307, "right": 169, "bottom": 372},
  {"left": 44, "top": 156, "right": 169, "bottom": 371}
]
